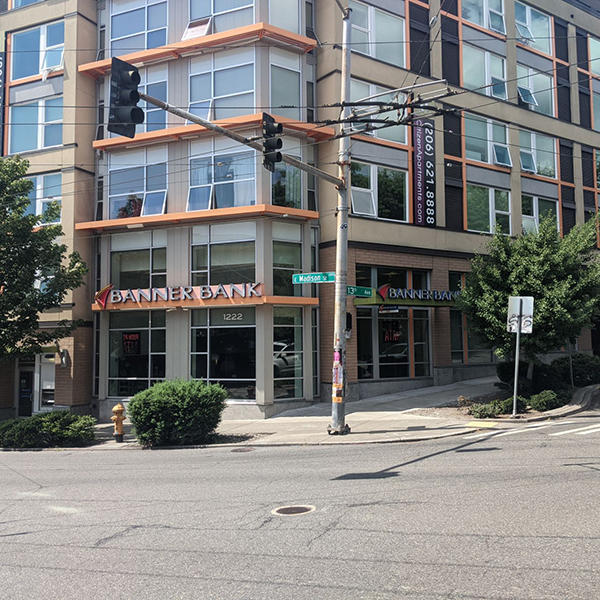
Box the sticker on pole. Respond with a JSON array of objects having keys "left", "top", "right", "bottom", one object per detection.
[{"left": 507, "top": 296, "right": 534, "bottom": 334}]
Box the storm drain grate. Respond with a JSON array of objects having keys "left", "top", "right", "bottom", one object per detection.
[{"left": 272, "top": 505, "right": 316, "bottom": 516}]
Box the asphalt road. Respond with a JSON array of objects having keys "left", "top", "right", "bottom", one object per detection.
[{"left": 1, "top": 407, "right": 600, "bottom": 599}]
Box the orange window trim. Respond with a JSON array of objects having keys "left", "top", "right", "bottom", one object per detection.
[
  {"left": 79, "top": 23, "right": 317, "bottom": 78},
  {"left": 461, "top": 20, "right": 506, "bottom": 42},
  {"left": 75, "top": 204, "right": 320, "bottom": 232},
  {"left": 93, "top": 114, "right": 335, "bottom": 150},
  {"left": 464, "top": 159, "right": 511, "bottom": 173},
  {"left": 8, "top": 70, "right": 64, "bottom": 88},
  {"left": 351, "top": 133, "right": 410, "bottom": 152}
]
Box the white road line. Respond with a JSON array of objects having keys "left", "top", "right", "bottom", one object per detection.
[
  {"left": 549, "top": 424, "right": 600, "bottom": 436},
  {"left": 495, "top": 424, "right": 553, "bottom": 437},
  {"left": 464, "top": 421, "right": 577, "bottom": 440},
  {"left": 575, "top": 426, "right": 600, "bottom": 436}
]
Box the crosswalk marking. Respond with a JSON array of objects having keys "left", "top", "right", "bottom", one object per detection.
[
  {"left": 549, "top": 424, "right": 600, "bottom": 436},
  {"left": 495, "top": 424, "right": 553, "bottom": 437},
  {"left": 464, "top": 423, "right": 552, "bottom": 440},
  {"left": 463, "top": 421, "right": 579, "bottom": 440},
  {"left": 575, "top": 426, "right": 600, "bottom": 436}
]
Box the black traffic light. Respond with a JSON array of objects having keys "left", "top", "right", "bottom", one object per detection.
[
  {"left": 262, "top": 112, "right": 283, "bottom": 172},
  {"left": 107, "top": 57, "right": 144, "bottom": 139}
]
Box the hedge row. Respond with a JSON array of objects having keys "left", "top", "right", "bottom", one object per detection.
[{"left": 0, "top": 412, "right": 96, "bottom": 448}]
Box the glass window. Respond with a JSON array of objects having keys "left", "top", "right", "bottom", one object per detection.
[
  {"left": 272, "top": 162, "right": 301, "bottom": 208},
  {"left": 270, "top": 65, "right": 300, "bottom": 120},
  {"left": 464, "top": 115, "right": 488, "bottom": 162},
  {"left": 273, "top": 241, "right": 302, "bottom": 296},
  {"left": 111, "top": 232, "right": 166, "bottom": 289},
  {"left": 188, "top": 150, "right": 255, "bottom": 211},
  {"left": 191, "top": 222, "right": 255, "bottom": 286},
  {"left": 591, "top": 37, "right": 600, "bottom": 77},
  {"left": 109, "top": 157, "right": 167, "bottom": 219},
  {"left": 378, "top": 312, "right": 409, "bottom": 378},
  {"left": 269, "top": 0, "right": 299, "bottom": 33},
  {"left": 190, "top": 0, "right": 254, "bottom": 33},
  {"left": 190, "top": 49, "right": 254, "bottom": 121},
  {"left": 26, "top": 173, "right": 62, "bottom": 224},
  {"left": 515, "top": 2, "right": 551, "bottom": 55},
  {"left": 594, "top": 92, "right": 600, "bottom": 133},
  {"left": 350, "top": 79, "right": 407, "bottom": 143},
  {"left": 11, "top": 21, "right": 64, "bottom": 81},
  {"left": 351, "top": 161, "right": 408, "bottom": 222},
  {"left": 139, "top": 67, "right": 167, "bottom": 132},
  {"left": 450, "top": 309, "right": 464, "bottom": 363},
  {"left": 462, "top": 0, "right": 505, "bottom": 35},
  {"left": 190, "top": 307, "right": 256, "bottom": 400},
  {"left": 349, "top": 0, "right": 404, "bottom": 67},
  {"left": 273, "top": 307, "right": 303, "bottom": 398},
  {"left": 519, "top": 130, "right": 556, "bottom": 178},
  {"left": 467, "top": 184, "right": 510, "bottom": 233},
  {"left": 108, "top": 310, "right": 166, "bottom": 396},
  {"left": 9, "top": 96, "right": 63, "bottom": 154},
  {"left": 463, "top": 45, "right": 506, "bottom": 98},
  {"left": 111, "top": 0, "right": 167, "bottom": 55},
  {"left": 522, "top": 194, "right": 558, "bottom": 233},
  {"left": 517, "top": 64, "right": 553, "bottom": 116}
]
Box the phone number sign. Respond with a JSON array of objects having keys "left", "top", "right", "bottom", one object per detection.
[{"left": 413, "top": 118, "right": 436, "bottom": 227}]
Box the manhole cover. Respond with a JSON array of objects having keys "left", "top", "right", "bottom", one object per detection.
[
  {"left": 231, "top": 447, "right": 255, "bottom": 453},
  {"left": 272, "top": 505, "right": 316, "bottom": 516}
]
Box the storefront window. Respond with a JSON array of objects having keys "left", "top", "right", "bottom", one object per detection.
[
  {"left": 413, "top": 309, "right": 430, "bottom": 376},
  {"left": 191, "top": 222, "right": 256, "bottom": 285},
  {"left": 273, "top": 307, "right": 303, "bottom": 399},
  {"left": 108, "top": 310, "right": 166, "bottom": 396},
  {"left": 378, "top": 311, "right": 409, "bottom": 378},
  {"left": 272, "top": 162, "right": 301, "bottom": 208},
  {"left": 190, "top": 307, "right": 256, "bottom": 399},
  {"left": 357, "top": 308, "right": 374, "bottom": 378}
]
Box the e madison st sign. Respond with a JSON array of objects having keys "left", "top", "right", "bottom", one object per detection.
[{"left": 93, "top": 283, "right": 263, "bottom": 310}]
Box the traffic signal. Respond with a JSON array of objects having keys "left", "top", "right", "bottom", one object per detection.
[
  {"left": 262, "top": 112, "right": 282, "bottom": 172},
  {"left": 107, "top": 57, "right": 144, "bottom": 139}
]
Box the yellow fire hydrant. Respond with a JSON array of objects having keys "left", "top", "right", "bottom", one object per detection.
[{"left": 111, "top": 403, "right": 126, "bottom": 443}]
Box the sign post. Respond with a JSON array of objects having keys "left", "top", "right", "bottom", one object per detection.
[{"left": 507, "top": 296, "right": 534, "bottom": 417}]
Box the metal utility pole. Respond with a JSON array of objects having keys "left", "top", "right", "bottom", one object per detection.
[{"left": 328, "top": 2, "right": 352, "bottom": 435}]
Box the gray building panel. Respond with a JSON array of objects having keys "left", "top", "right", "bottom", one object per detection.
[
  {"left": 516, "top": 48, "right": 554, "bottom": 73},
  {"left": 352, "top": 139, "right": 408, "bottom": 170},
  {"left": 466, "top": 165, "right": 511, "bottom": 190},
  {"left": 520, "top": 177, "right": 559, "bottom": 199},
  {"left": 462, "top": 24, "right": 506, "bottom": 56}
]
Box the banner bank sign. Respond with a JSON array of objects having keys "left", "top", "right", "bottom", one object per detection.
[{"left": 94, "top": 283, "right": 263, "bottom": 310}]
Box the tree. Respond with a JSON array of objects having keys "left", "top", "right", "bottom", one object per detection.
[
  {"left": 455, "top": 216, "right": 600, "bottom": 367},
  {"left": 0, "top": 157, "right": 87, "bottom": 358}
]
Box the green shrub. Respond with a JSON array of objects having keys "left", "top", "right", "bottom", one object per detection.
[
  {"left": 127, "top": 379, "right": 228, "bottom": 448},
  {"left": 468, "top": 402, "right": 501, "bottom": 419},
  {"left": 528, "top": 389, "right": 570, "bottom": 412},
  {"left": 0, "top": 412, "right": 96, "bottom": 448},
  {"left": 551, "top": 353, "right": 600, "bottom": 387},
  {"left": 497, "top": 396, "right": 528, "bottom": 414}
]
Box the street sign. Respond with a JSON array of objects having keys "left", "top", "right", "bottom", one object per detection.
[
  {"left": 507, "top": 296, "right": 534, "bottom": 334},
  {"left": 346, "top": 285, "right": 372, "bottom": 297},
  {"left": 292, "top": 272, "right": 335, "bottom": 284}
]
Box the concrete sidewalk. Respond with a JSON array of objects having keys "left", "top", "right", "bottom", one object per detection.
[
  {"left": 216, "top": 377, "right": 498, "bottom": 445},
  {"left": 91, "top": 378, "right": 594, "bottom": 448}
]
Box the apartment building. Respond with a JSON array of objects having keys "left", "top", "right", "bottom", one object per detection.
[
  {"left": 1, "top": 0, "right": 599, "bottom": 420},
  {"left": 0, "top": 0, "right": 96, "bottom": 419}
]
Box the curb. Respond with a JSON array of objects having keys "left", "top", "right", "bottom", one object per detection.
[{"left": 465, "top": 384, "right": 598, "bottom": 426}]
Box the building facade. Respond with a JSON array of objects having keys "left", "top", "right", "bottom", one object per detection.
[
  {"left": 0, "top": 0, "right": 96, "bottom": 419},
  {"left": 1, "top": 0, "right": 599, "bottom": 420}
]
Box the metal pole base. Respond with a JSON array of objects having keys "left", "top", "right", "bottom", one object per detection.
[{"left": 327, "top": 424, "right": 351, "bottom": 435}]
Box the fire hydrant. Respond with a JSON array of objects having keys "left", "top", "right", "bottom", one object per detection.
[{"left": 111, "top": 403, "right": 126, "bottom": 443}]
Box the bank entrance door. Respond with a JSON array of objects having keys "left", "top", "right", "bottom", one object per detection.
[{"left": 18, "top": 369, "right": 34, "bottom": 417}]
